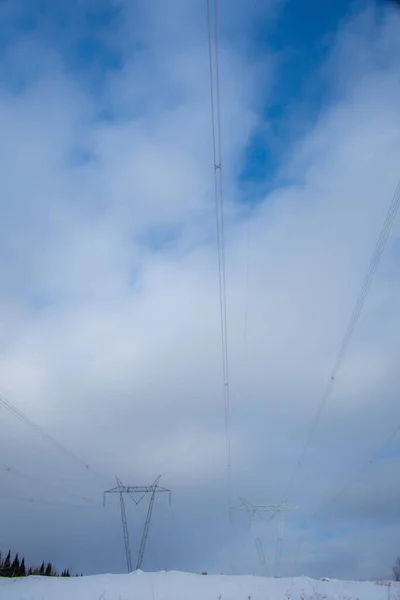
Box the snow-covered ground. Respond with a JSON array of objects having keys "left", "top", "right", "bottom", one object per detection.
[{"left": 1, "top": 570, "right": 399, "bottom": 600}]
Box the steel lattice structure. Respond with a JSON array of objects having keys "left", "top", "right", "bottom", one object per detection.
[
  {"left": 104, "top": 475, "right": 171, "bottom": 572},
  {"left": 235, "top": 497, "right": 298, "bottom": 577}
]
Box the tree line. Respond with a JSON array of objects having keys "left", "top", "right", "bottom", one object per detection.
[{"left": 0, "top": 550, "right": 72, "bottom": 578}]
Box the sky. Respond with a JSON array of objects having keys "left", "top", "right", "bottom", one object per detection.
[{"left": 0, "top": 0, "right": 400, "bottom": 582}]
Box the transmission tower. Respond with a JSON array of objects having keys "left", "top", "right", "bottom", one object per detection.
[
  {"left": 104, "top": 475, "right": 171, "bottom": 572},
  {"left": 235, "top": 497, "right": 298, "bottom": 577},
  {"left": 255, "top": 537, "right": 267, "bottom": 576},
  {"left": 273, "top": 502, "right": 298, "bottom": 578}
]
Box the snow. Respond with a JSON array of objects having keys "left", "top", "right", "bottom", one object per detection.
[{"left": 0, "top": 570, "right": 398, "bottom": 600}]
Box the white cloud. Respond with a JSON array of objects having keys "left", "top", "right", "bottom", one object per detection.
[{"left": 0, "top": 0, "right": 400, "bottom": 580}]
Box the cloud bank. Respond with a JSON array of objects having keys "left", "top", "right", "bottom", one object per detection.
[{"left": 0, "top": 0, "right": 400, "bottom": 580}]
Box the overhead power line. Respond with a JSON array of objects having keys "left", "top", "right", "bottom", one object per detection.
[
  {"left": 315, "top": 419, "right": 400, "bottom": 519},
  {"left": 282, "top": 176, "right": 400, "bottom": 501},
  {"left": 0, "top": 392, "right": 108, "bottom": 480},
  {"left": 206, "top": 0, "right": 232, "bottom": 512},
  {"left": 0, "top": 461, "right": 96, "bottom": 504},
  {"left": 243, "top": 210, "right": 253, "bottom": 349},
  {"left": 240, "top": 208, "right": 254, "bottom": 405},
  {"left": 294, "top": 417, "right": 400, "bottom": 567},
  {"left": 0, "top": 488, "right": 91, "bottom": 509}
]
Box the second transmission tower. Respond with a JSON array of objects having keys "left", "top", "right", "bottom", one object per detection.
[{"left": 235, "top": 497, "right": 298, "bottom": 577}]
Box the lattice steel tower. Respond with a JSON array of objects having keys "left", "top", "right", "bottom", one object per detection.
[
  {"left": 235, "top": 497, "right": 298, "bottom": 577},
  {"left": 104, "top": 475, "right": 171, "bottom": 572}
]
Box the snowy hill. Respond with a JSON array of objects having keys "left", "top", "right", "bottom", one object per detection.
[{"left": 0, "top": 570, "right": 399, "bottom": 600}]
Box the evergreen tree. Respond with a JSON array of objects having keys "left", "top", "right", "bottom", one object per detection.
[
  {"left": 3, "top": 550, "right": 11, "bottom": 576},
  {"left": 394, "top": 557, "right": 400, "bottom": 582},
  {"left": 19, "top": 558, "right": 26, "bottom": 577},
  {"left": 0, "top": 551, "right": 78, "bottom": 580},
  {"left": 10, "top": 553, "right": 20, "bottom": 577}
]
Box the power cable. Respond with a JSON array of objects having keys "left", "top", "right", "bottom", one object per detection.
[
  {"left": 240, "top": 207, "right": 254, "bottom": 396},
  {"left": 282, "top": 176, "right": 400, "bottom": 501},
  {"left": 314, "top": 418, "right": 400, "bottom": 519},
  {"left": 243, "top": 210, "right": 253, "bottom": 350},
  {"left": 0, "top": 488, "right": 90, "bottom": 509},
  {"left": 294, "top": 408, "right": 400, "bottom": 567},
  {"left": 206, "top": 0, "right": 233, "bottom": 512},
  {"left": 0, "top": 392, "right": 111, "bottom": 481},
  {"left": 0, "top": 461, "right": 97, "bottom": 504}
]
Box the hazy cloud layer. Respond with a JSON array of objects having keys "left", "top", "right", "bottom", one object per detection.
[{"left": 0, "top": 0, "right": 400, "bottom": 580}]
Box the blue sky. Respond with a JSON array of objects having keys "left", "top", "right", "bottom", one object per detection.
[
  {"left": 239, "top": 0, "right": 361, "bottom": 185},
  {"left": 0, "top": 0, "right": 362, "bottom": 186},
  {"left": 1, "top": 0, "right": 400, "bottom": 582}
]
